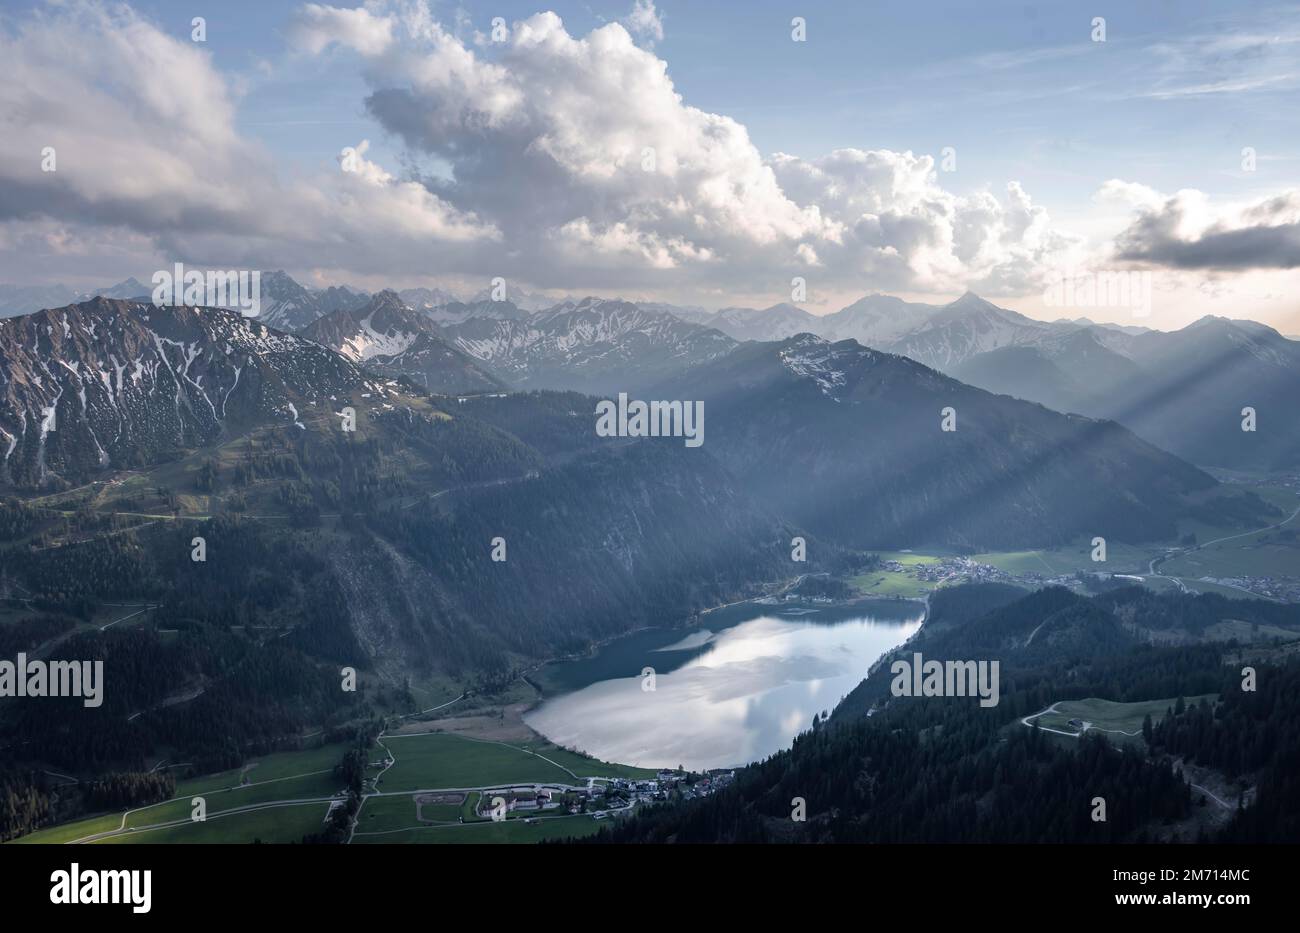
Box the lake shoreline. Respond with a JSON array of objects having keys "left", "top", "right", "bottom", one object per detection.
[{"left": 522, "top": 594, "right": 928, "bottom": 771}]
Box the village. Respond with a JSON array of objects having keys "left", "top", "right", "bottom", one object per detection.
[{"left": 473, "top": 768, "right": 737, "bottom": 822}]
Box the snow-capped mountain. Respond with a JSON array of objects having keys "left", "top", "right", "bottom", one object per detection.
[
  {"left": 1053, "top": 317, "right": 1151, "bottom": 336},
  {"left": 0, "top": 297, "right": 394, "bottom": 486},
  {"left": 699, "top": 303, "right": 824, "bottom": 343},
  {"left": 882, "top": 292, "right": 1069, "bottom": 371},
  {"left": 817, "top": 293, "right": 942, "bottom": 347},
  {"left": 218, "top": 271, "right": 372, "bottom": 331},
  {"left": 439, "top": 296, "right": 737, "bottom": 393},
  {"left": 300, "top": 290, "right": 505, "bottom": 395},
  {"left": 634, "top": 301, "right": 715, "bottom": 325}
]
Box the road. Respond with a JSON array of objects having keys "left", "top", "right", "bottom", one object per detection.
[
  {"left": 55, "top": 739, "right": 633, "bottom": 845},
  {"left": 1142, "top": 503, "right": 1300, "bottom": 598},
  {"left": 1020, "top": 702, "right": 1079, "bottom": 737}
]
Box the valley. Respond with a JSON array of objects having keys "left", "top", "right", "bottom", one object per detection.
[
  {"left": 0, "top": 291, "right": 1296, "bottom": 850},
  {"left": 4, "top": 1, "right": 1300, "bottom": 911}
]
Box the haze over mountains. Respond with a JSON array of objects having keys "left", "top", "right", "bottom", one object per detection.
[
  {"left": 660, "top": 333, "right": 1215, "bottom": 549},
  {"left": 3, "top": 270, "right": 1296, "bottom": 476},
  {"left": 2, "top": 290, "right": 1272, "bottom": 555}
]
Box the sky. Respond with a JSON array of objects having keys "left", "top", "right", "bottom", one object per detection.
[{"left": 2, "top": 0, "right": 1299, "bottom": 333}]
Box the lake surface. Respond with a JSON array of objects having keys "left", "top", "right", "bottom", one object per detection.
[{"left": 525, "top": 598, "right": 923, "bottom": 771}]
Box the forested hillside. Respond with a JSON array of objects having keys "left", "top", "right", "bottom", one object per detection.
[{"left": 589, "top": 585, "right": 1300, "bottom": 844}]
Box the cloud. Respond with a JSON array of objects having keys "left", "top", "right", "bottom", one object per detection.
[
  {"left": 1108, "top": 183, "right": 1300, "bottom": 270},
  {"left": 1137, "top": 29, "right": 1300, "bottom": 100},
  {"left": 0, "top": 0, "right": 497, "bottom": 280},
  {"left": 288, "top": 2, "right": 395, "bottom": 55},
  {"left": 0, "top": 1, "right": 1075, "bottom": 299},
  {"left": 623, "top": 0, "right": 664, "bottom": 46},
  {"left": 302, "top": 3, "right": 1070, "bottom": 295},
  {"left": 769, "top": 149, "right": 1071, "bottom": 294}
]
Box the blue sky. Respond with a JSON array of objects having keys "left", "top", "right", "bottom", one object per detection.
[
  {"left": 3, "top": 0, "right": 1299, "bottom": 330},
  {"left": 117, "top": 0, "right": 1300, "bottom": 204}
]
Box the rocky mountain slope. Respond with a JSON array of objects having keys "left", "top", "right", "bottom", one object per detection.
[
  {"left": 300, "top": 291, "right": 505, "bottom": 395},
  {"left": 0, "top": 297, "right": 393, "bottom": 487},
  {"left": 439, "top": 297, "right": 737, "bottom": 393}
]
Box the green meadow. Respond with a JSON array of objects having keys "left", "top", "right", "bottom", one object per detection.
[
  {"left": 92, "top": 801, "right": 330, "bottom": 844},
  {"left": 374, "top": 732, "right": 578, "bottom": 791}
]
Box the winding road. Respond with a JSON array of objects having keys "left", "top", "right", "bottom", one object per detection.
[{"left": 1141, "top": 503, "right": 1300, "bottom": 598}]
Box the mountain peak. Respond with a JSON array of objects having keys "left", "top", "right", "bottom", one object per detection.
[
  {"left": 781, "top": 331, "right": 826, "bottom": 348},
  {"left": 948, "top": 290, "right": 994, "bottom": 310},
  {"left": 368, "top": 288, "right": 408, "bottom": 308}
]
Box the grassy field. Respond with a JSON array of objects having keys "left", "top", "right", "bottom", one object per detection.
[
  {"left": 850, "top": 569, "right": 933, "bottom": 598},
  {"left": 355, "top": 794, "right": 427, "bottom": 833},
  {"left": 11, "top": 742, "right": 346, "bottom": 845},
  {"left": 851, "top": 551, "right": 941, "bottom": 597},
  {"left": 1162, "top": 531, "right": 1300, "bottom": 580},
  {"left": 123, "top": 771, "right": 341, "bottom": 830},
  {"left": 853, "top": 541, "right": 1162, "bottom": 599},
  {"left": 972, "top": 539, "right": 1156, "bottom": 576},
  {"left": 92, "top": 802, "right": 330, "bottom": 844},
  {"left": 9, "top": 811, "right": 124, "bottom": 845},
  {"left": 176, "top": 742, "right": 348, "bottom": 796},
  {"left": 530, "top": 743, "right": 656, "bottom": 780},
  {"left": 15, "top": 730, "right": 645, "bottom": 845},
  {"left": 374, "top": 733, "right": 578, "bottom": 792},
  {"left": 1031, "top": 694, "right": 1218, "bottom": 746}
]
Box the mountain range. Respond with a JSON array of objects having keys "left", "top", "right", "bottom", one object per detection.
[
  {"left": 677, "top": 291, "right": 1300, "bottom": 471},
  {"left": 300, "top": 290, "right": 505, "bottom": 395},
  {"left": 4, "top": 271, "right": 1296, "bottom": 472},
  {"left": 0, "top": 277, "right": 152, "bottom": 317},
  {"left": 436, "top": 297, "right": 737, "bottom": 394},
  {"left": 1, "top": 295, "right": 1249, "bottom": 555}
]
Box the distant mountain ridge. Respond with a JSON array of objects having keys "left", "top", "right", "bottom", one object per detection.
[
  {"left": 8, "top": 273, "right": 1296, "bottom": 468},
  {"left": 946, "top": 310, "right": 1300, "bottom": 470},
  {"left": 438, "top": 296, "right": 737, "bottom": 393},
  {"left": 680, "top": 290, "right": 1300, "bottom": 470},
  {"left": 300, "top": 290, "right": 506, "bottom": 395}
]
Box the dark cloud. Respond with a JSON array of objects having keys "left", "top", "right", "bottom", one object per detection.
[{"left": 1116, "top": 195, "right": 1300, "bottom": 270}]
